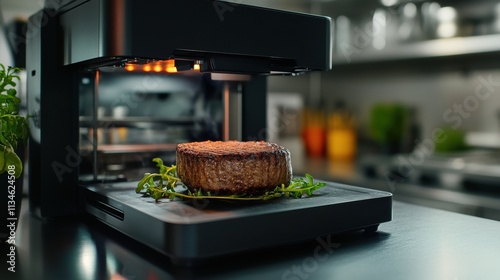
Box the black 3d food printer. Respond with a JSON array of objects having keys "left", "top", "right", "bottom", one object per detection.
[{"left": 27, "top": 0, "right": 391, "bottom": 265}]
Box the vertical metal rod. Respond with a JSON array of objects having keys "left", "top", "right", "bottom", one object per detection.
[
  {"left": 92, "top": 71, "right": 100, "bottom": 182},
  {"left": 232, "top": 83, "right": 243, "bottom": 141},
  {"left": 223, "top": 82, "right": 230, "bottom": 141}
]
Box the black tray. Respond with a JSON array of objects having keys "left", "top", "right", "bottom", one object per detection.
[{"left": 80, "top": 181, "right": 392, "bottom": 265}]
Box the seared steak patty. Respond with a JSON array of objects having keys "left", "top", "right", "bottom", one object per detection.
[{"left": 176, "top": 141, "right": 292, "bottom": 195}]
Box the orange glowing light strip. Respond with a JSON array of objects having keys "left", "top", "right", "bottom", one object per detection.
[
  {"left": 153, "top": 64, "right": 162, "bottom": 72},
  {"left": 124, "top": 59, "right": 201, "bottom": 73},
  {"left": 165, "top": 60, "right": 177, "bottom": 73}
]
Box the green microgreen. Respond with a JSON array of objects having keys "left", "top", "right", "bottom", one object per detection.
[{"left": 136, "top": 158, "right": 327, "bottom": 202}]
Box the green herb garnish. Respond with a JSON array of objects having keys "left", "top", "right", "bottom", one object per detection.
[
  {"left": 135, "top": 158, "right": 327, "bottom": 202},
  {"left": 0, "top": 65, "right": 29, "bottom": 178}
]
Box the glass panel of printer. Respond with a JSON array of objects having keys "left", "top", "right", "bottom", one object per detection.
[{"left": 78, "top": 69, "right": 224, "bottom": 183}]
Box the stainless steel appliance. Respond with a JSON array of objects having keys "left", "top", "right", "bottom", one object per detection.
[{"left": 27, "top": 0, "right": 391, "bottom": 265}]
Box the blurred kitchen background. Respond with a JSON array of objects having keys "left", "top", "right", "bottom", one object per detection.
[
  {"left": 3, "top": 0, "right": 500, "bottom": 220},
  {"left": 264, "top": 0, "right": 500, "bottom": 221}
]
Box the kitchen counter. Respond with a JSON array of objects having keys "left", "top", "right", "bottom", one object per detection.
[
  {"left": 2, "top": 197, "right": 500, "bottom": 279},
  {"left": 294, "top": 156, "right": 500, "bottom": 221}
]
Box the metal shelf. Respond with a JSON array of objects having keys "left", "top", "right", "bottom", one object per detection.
[
  {"left": 79, "top": 117, "right": 197, "bottom": 129},
  {"left": 78, "top": 144, "right": 178, "bottom": 156},
  {"left": 333, "top": 34, "right": 500, "bottom": 66}
]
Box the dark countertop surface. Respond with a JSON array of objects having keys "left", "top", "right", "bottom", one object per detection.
[{"left": 2, "top": 197, "right": 500, "bottom": 280}]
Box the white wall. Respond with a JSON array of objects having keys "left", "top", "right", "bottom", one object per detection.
[
  {"left": 0, "top": 0, "right": 41, "bottom": 23},
  {"left": 0, "top": 0, "right": 40, "bottom": 66}
]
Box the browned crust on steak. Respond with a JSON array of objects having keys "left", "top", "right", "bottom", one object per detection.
[{"left": 176, "top": 141, "right": 292, "bottom": 195}]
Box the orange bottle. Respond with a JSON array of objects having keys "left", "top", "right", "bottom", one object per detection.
[
  {"left": 327, "top": 103, "right": 356, "bottom": 161},
  {"left": 301, "top": 108, "right": 326, "bottom": 158}
]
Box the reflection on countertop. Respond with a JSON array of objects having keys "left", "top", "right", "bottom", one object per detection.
[{"left": 5, "top": 197, "right": 500, "bottom": 279}]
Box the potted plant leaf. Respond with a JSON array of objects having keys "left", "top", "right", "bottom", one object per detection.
[{"left": 0, "top": 64, "right": 29, "bottom": 242}]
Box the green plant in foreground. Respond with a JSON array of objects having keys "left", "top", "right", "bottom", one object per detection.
[
  {"left": 136, "top": 158, "right": 327, "bottom": 202},
  {"left": 0, "top": 64, "right": 29, "bottom": 178}
]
